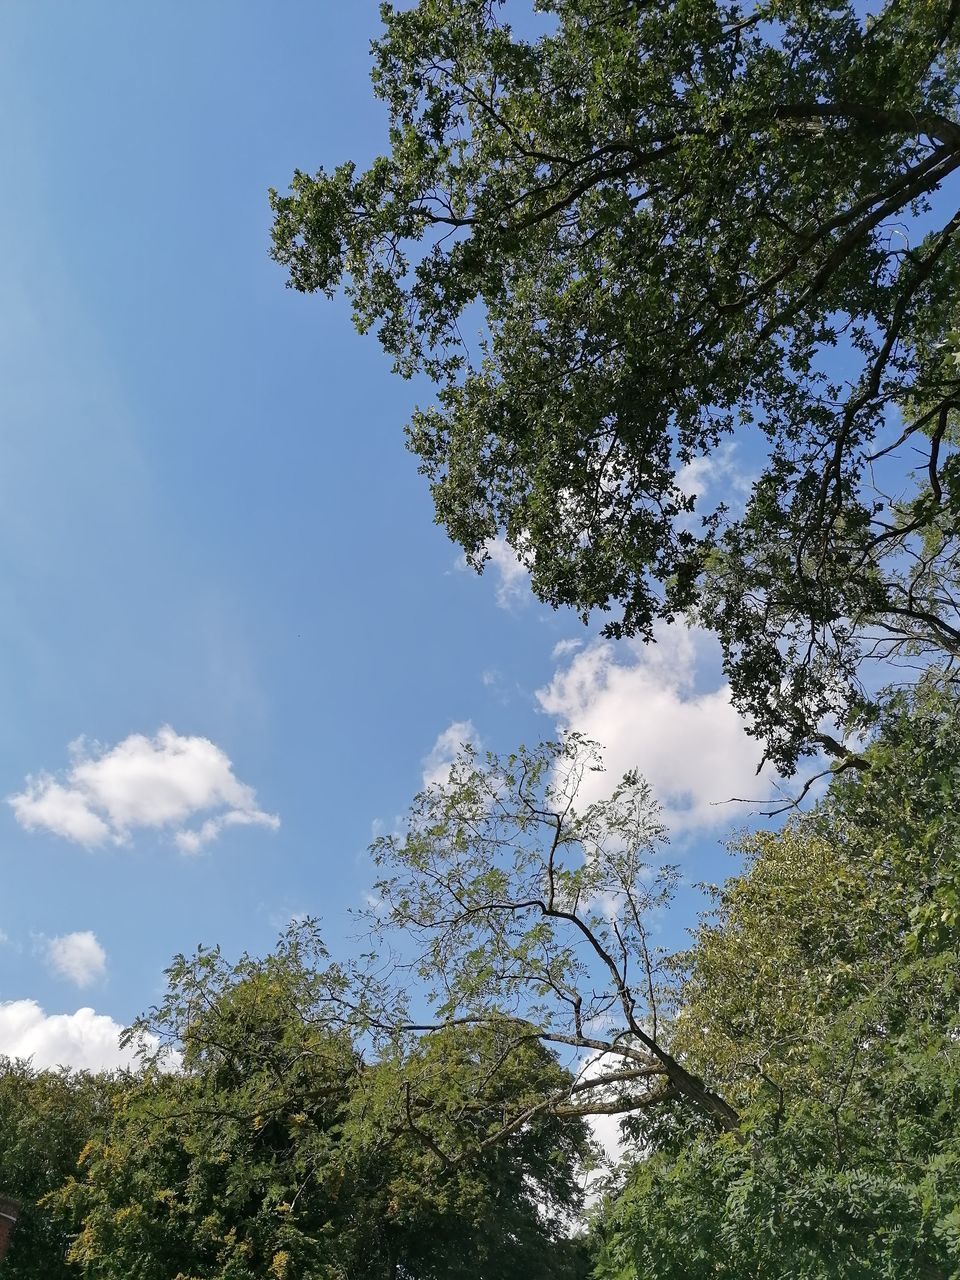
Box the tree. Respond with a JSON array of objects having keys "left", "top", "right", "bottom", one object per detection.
[
  {"left": 271, "top": 0, "right": 960, "bottom": 772},
  {"left": 589, "top": 686, "right": 960, "bottom": 1279},
  {"left": 56, "top": 930, "right": 360, "bottom": 1280},
  {"left": 365, "top": 734, "right": 739, "bottom": 1133},
  {"left": 0, "top": 1060, "right": 115, "bottom": 1278},
  {"left": 54, "top": 922, "right": 591, "bottom": 1280},
  {"left": 354, "top": 1022, "right": 592, "bottom": 1280}
]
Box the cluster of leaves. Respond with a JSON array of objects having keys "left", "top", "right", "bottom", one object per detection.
[
  {"left": 272, "top": 0, "right": 960, "bottom": 772},
  {"left": 0, "top": 1062, "right": 117, "bottom": 1278}
]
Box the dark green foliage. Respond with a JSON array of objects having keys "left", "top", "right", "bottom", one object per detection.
[
  {"left": 272, "top": 0, "right": 960, "bottom": 771},
  {"left": 360, "top": 1023, "right": 592, "bottom": 1280},
  {"left": 52, "top": 923, "right": 592, "bottom": 1280},
  {"left": 7, "top": 699, "right": 960, "bottom": 1276}
]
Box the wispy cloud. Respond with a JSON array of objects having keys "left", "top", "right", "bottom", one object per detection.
[
  {"left": 45, "top": 931, "right": 107, "bottom": 988},
  {"left": 457, "top": 537, "right": 530, "bottom": 610},
  {"left": 422, "top": 720, "right": 478, "bottom": 789},
  {"left": 551, "top": 637, "right": 583, "bottom": 659},
  {"left": 9, "top": 727, "right": 279, "bottom": 852}
]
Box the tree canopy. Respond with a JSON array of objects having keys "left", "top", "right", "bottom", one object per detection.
[
  {"left": 271, "top": 0, "right": 960, "bottom": 771},
  {"left": 338, "top": 686, "right": 959, "bottom": 1275},
  {"left": 52, "top": 923, "right": 591, "bottom": 1280}
]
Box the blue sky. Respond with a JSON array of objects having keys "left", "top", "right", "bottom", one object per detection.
[{"left": 0, "top": 2, "right": 772, "bottom": 1069}]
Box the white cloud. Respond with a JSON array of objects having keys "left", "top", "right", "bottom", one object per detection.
[
  {"left": 675, "top": 442, "right": 752, "bottom": 504},
  {"left": 589, "top": 1108, "right": 626, "bottom": 1170},
  {"left": 537, "top": 625, "right": 771, "bottom": 831},
  {"left": 572, "top": 1050, "right": 629, "bottom": 1170},
  {"left": 457, "top": 536, "right": 530, "bottom": 610},
  {"left": 422, "top": 720, "right": 478, "bottom": 789},
  {"left": 45, "top": 931, "right": 107, "bottom": 988},
  {"left": 484, "top": 537, "right": 529, "bottom": 608},
  {"left": 9, "top": 727, "right": 279, "bottom": 852},
  {"left": 11, "top": 779, "right": 112, "bottom": 846},
  {"left": 552, "top": 637, "right": 583, "bottom": 659},
  {"left": 173, "top": 807, "right": 277, "bottom": 855},
  {"left": 0, "top": 999, "right": 148, "bottom": 1071}
]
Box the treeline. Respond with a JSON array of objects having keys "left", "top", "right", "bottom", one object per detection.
[
  {"left": 2, "top": 944, "right": 592, "bottom": 1279},
  {"left": 3, "top": 687, "right": 960, "bottom": 1278}
]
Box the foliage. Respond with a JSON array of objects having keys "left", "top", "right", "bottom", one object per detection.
[
  {"left": 272, "top": 0, "right": 960, "bottom": 772},
  {"left": 52, "top": 922, "right": 591, "bottom": 1280},
  {"left": 590, "top": 687, "right": 960, "bottom": 1279},
  {"left": 0, "top": 1060, "right": 115, "bottom": 1278},
  {"left": 825, "top": 679, "right": 960, "bottom": 950},
  {"left": 367, "top": 734, "right": 738, "bottom": 1131},
  {"left": 359, "top": 1022, "right": 592, "bottom": 1280}
]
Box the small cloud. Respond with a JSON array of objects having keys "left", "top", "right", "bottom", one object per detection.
[
  {"left": 369, "top": 813, "right": 407, "bottom": 846},
  {"left": 481, "top": 668, "right": 499, "bottom": 687},
  {"left": 457, "top": 537, "right": 530, "bottom": 610},
  {"left": 551, "top": 638, "right": 583, "bottom": 659},
  {"left": 45, "top": 931, "right": 107, "bottom": 988},
  {"left": 675, "top": 443, "right": 752, "bottom": 504},
  {"left": 264, "top": 905, "right": 310, "bottom": 931},
  {"left": 363, "top": 891, "right": 387, "bottom": 918},
  {"left": 9, "top": 727, "right": 279, "bottom": 853},
  {"left": 422, "top": 720, "right": 478, "bottom": 789},
  {"left": 174, "top": 806, "right": 279, "bottom": 855},
  {"left": 484, "top": 537, "right": 529, "bottom": 608}
]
